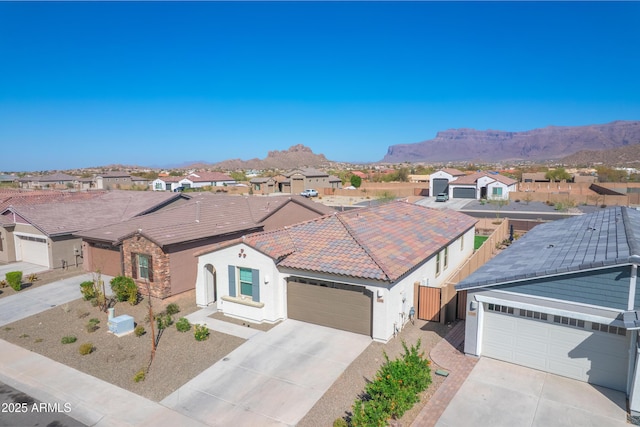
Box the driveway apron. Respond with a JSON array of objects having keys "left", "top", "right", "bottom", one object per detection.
[
  {"left": 162, "top": 319, "right": 371, "bottom": 427},
  {"left": 0, "top": 262, "right": 48, "bottom": 282}
]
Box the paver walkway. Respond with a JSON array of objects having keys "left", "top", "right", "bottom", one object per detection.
[{"left": 411, "top": 321, "right": 478, "bottom": 427}]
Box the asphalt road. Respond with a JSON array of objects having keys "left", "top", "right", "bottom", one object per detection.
[{"left": 0, "top": 381, "right": 85, "bottom": 427}]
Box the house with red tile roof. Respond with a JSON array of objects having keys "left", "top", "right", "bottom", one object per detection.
[
  {"left": 75, "top": 193, "right": 336, "bottom": 298},
  {"left": 429, "top": 168, "right": 466, "bottom": 197},
  {"left": 194, "top": 201, "right": 477, "bottom": 342}
]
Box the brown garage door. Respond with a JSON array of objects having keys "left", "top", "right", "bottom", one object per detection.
[{"left": 287, "top": 280, "right": 372, "bottom": 336}]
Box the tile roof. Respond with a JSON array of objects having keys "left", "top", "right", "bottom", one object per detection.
[
  {"left": 18, "top": 172, "right": 78, "bottom": 182},
  {"left": 4, "top": 191, "right": 184, "bottom": 236},
  {"left": 457, "top": 206, "right": 640, "bottom": 290},
  {"left": 243, "top": 201, "right": 477, "bottom": 283},
  {"left": 440, "top": 168, "right": 466, "bottom": 177},
  {"left": 285, "top": 168, "right": 328, "bottom": 178},
  {"left": 451, "top": 172, "right": 517, "bottom": 186},
  {"left": 185, "top": 172, "right": 234, "bottom": 182},
  {"left": 76, "top": 194, "right": 335, "bottom": 247},
  {"left": 0, "top": 190, "right": 105, "bottom": 212}
]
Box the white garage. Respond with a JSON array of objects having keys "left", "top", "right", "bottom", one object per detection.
[
  {"left": 482, "top": 303, "right": 629, "bottom": 392},
  {"left": 14, "top": 234, "right": 49, "bottom": 267}
]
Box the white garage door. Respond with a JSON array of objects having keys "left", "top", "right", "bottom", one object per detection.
[
  {"left": 483, "top": 304, "right": 629, "bottom": 391},
  {"left": 14, "top": 234, "right": 49, "bottom": 267}
]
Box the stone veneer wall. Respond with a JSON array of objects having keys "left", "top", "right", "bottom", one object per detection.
[{"left": 122, "top": 234, "right": 172, "bottom": 299}]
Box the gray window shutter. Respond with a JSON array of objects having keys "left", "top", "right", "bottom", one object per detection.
[
  {"left": 252, "top": 269, "right": 260, "bottom": 302},
  {"left": 228, "top": 265, "right": 236, "bottom": 297}
]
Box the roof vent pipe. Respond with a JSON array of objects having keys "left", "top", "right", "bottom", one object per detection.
[{"left": 196, "top": 201, "right": 200, "bottom": 223}]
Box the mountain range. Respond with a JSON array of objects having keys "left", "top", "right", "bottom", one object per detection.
[{"left": 382, "top": 120, "right": 640, "bottom": 163}]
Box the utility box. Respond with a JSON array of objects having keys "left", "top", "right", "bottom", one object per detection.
[{"left": 108, "top": 314, "right": 134, "bottom": 336}]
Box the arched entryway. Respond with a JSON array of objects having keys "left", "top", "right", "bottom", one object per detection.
[{"left": 203, "top": 264, "right": 217, "bottom": 305}]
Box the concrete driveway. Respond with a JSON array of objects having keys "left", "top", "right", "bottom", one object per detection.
[
  {"left": 0, "top": 273, "right": 112, "bottom": 327},
  {"left": 436, "top": 357, "right": 628, "bottom": 427},
  {"left": 162, "top": 319, "right": 371, "bottom": 426},
  {"left": 0, "top": 261, "right": 48, "bottom": 281}
]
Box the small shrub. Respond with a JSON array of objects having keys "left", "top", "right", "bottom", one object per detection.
[
  {"left": 134, "top": 325, "right": 146, "bottom": 337},
  {"left": 27, "top": 273, "right": 38, "bottom": 283},
  {"left": 78, "top": 343, "right": 94, "bottom": 355},
  {"left": 34, "top": 338, "right": 43, "bottom": 343},
  {"left": 6, "top": 271, "right": 22, "bottom": 291},
  {"left": 61, "top": 335, "right": 77, "bottom": 344},
  {"left": 176, "top": 317, "right": 191, "bottom": 332},
  {"left": 77, "top": 311, "right": 90, "bottom": 319},
  {"left": 61, "top": 304, "right": 71, "bottom": 313},
  {"left": 165, "top": 303, "right": 180, "bottom": 316},
  {"left": 0, "top": 279, "right": 7, "bottom": 288},
  {"left": 19, "top": 333, "right": 29, "bottom": 338},
  {"left": 86, "top": 318, "right": 100, "bottom": 333},
  {"left": 80, "top": 281, "right": 96, "bottom": 301},
  {"left": 194, "top": 324, "right": 210, "bottom": 341},
  {"left": 133, "top": 369, "right": 146, "bottom": 383},
  {"left": 156, "top": 313, "right": 173, "bottom": 330},
  {"left": 110, "top": 276, "right": 139, "bottom": 305},
  {"left": 333, "top": 418, "right": 348, "bottom": 427}
]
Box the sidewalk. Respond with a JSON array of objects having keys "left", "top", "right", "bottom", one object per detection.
[
  {"left": 0, "top": 339, "right": 207, "bottom": 427},
  {"left": 411, "top": 321, "right": 478, "bottom": 427}
]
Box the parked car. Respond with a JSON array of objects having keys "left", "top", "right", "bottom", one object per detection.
[
  {"left": 173, "top": 186, "right": 185, "bottom": 192},
  {"left": 300, "top": 189, "right": 319, "bottom": 198},
  {"left": 435, "top": 193, "right": 449, "bottom": 202}
]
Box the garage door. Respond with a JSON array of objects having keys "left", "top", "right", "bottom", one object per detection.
[
  {"left": 452, "top": 187, "right": 476, "bottom": 199},
  {"left": 482, "top": 304, "right": 629, "bottom": 391},
  {"left": 432, "top": 178, "right": 449, "bottom": 196},
  {"left": 287, "top": 280, "right": 372, "bottom": 336},
  {"left": 14, "top": 234, "right": 49, "bottom": 267}
]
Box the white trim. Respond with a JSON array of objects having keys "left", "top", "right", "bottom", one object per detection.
[
  {"left": 14, "top": 231, "right": 48, "bottom": 242},
  {"left": 630, "top": 265, "right": 638, "bottom": 311},
  {"left": 487, "top": 288, "right": 626, "bottom": 314}
]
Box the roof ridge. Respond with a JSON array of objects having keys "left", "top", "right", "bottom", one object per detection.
[
  {"left": 336, "top": 211, "right": 393, "bottom": 281},
  {"left": 621, "top": 206, "right": 640, "bottom": 259}
]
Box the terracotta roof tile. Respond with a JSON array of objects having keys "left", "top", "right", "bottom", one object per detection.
[{"left": 244, "top": 201, "right": 477, "bottom": 283}]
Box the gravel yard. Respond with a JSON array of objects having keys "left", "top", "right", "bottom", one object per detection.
[{"left": 0, "top": 289, "right": 245, "bottom": 402}]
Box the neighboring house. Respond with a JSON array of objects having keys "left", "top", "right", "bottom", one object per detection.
[
  {"left": 0, "top": 191, "right": 186, "bottom": 269},
  {"left": 285, "top": 168, "right": 342, "bottom": 194},
  {"left": 249, "top": 175, "right": 288, "bottom": 195},
  {"left": 429, "top": 168, "right": 466, "bottom": 197},
  {"left": 194, "top": 201, "right": 476, "bottom": 342},
  {"left": 152, "top": 176, "right": 183, "bottom": 191},
  {"left": 457, "top": 207, "right": 640, "bottom": 413},
  {"left": 179, "top": 172, "right": 236, "bottom": 189},
  {"left": 0, "top": 174, "right": 18, "bottom": 184},
  {"left": 448, "top": 171, "right": 517, "bottom": 200},
  {"left": 95, "top": 172, "right": 133, "bottom": 190},
  {"left": 76, "top": 194, "right": 336, "bottom": 299},
  {"left": 18, "top": 173, "right": 78, "bottom": 190}
]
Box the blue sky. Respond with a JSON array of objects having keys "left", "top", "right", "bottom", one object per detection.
[{"left": 1, "top": 2, "right": 639, "bottom": 172}]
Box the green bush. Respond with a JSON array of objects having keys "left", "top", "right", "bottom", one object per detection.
[
  {"left": 6, "top": 271, "right": 22, "bottom": 292},
  {"left": 110, "top": 276, "right": 139, "bottom": 305},
  {"left": 134, "top": 325, "right": 145, "bottom": 337},
  {"left": 333, "top": 418, "right": 348, "bottom": 427},
  {"left": 165, "top": 303, "right": 180, "bottom": 316},
  {"left": 156, "top": 313, "right": 173, "bottom": 330},
  {"left": 133, "top": 369, "right": 146, "bottom": 383},
  {"left": 79, "top": 281, "right": 96, "bottom": 301},
  {"left": 176, "top": 317, "right": 191, "bottom": 332},
  {"left": 194, "top": 324, "right": 209, "bottom": 341},
  {"left": 61, "top": 336, "right": 77, "bottom": 344},
  {"left": 86, "top": 318, "right": 100, "bottom": 333},
  {"left": 78, "top": 343, "right": 94, "bottom": 355},
  {"left": 350, "top": 340, "right": 431, "bottom": 427}
]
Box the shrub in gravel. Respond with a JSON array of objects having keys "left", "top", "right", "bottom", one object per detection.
[
  {"left": 133, "top": 369, "right": 146, "bottom": 383},
  {"left": 333, "top": 418, "right": 348, "bottom": 427},
  {"left": 165, "top": 303, "right": 180, "bottom": 316},
  {"left": 156, "top": 313, "right": 173, "bottom": 330},
  {"left": 176, "top": 317, "right": 191, "bottom": 332},
  {"left": 80, "top": 281, "right": 96, "bottom": 301},
  {"left": 134, "top": 325, "right": 145, "bottom": 337},
  {"left": 78, "top": 343, "right": 94, "bottom": 355},
  {"left": 110, "top": 276, "right": 139, "bottom": 305},
  {"left": 194, "top": 324, "right": 209, "bottom": 341},
  {"left": 6, "top": 271, "right": 22, "bottom": 291},
  {"left": 350, "top": 340, "right": 431, "bottom": 427},
  {"left": 61, "top": 335, "right": 77, "bottom": 344},
  {"left": 86, "top": 318, "right": 100, "bottom": 333},
  {"left": 0, "top": 279, "right": 7, "bottom": 288}
]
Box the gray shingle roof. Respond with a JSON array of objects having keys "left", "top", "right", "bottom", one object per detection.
[{"left": 457, "top": 206, "right": 640, "bottom": 290}]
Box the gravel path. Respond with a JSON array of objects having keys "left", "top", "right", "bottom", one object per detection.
[{"left": 298, "top": 319, "right": 454, "bottom": 427}]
